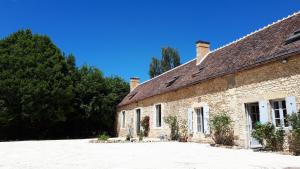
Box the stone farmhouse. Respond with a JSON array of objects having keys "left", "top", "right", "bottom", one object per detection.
[{"left": 116, "top": 12, "right": 300, "bottom": 148}]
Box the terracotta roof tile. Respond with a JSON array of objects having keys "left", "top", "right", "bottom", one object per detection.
[{"left": 118, "top": 12, "right": 300, "bottom": 107}]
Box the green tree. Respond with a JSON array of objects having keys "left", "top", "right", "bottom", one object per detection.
[
  {"left": 149, "top": 57, "right": 162, "bottom": 78},
  {"left": 161, "top": 47, "right": 180, "bottom": 72},
  {"left": 149, "top": 47, "right": 180, "bottom": 78},
  {"left": 0, "top": 29, "right": 129, "bottom": 140}
]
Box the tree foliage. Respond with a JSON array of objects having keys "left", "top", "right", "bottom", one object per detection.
[
  {"left": 149, "top": 47, "right": 180, "bottom": 78},
  {"left": 0, "top": 29, "right": 129, "bottom": 140}
]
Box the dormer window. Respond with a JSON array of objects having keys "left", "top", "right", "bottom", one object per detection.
[
  {"left": 285, "top": 29, "right": 300, "bottom": 44},
  {"left": 128, "top": 92, "right": 137, "bottom": 100},
  {"left": 192, "top": 66, "right": 205, "bottom": 77},
  {"left": 165, "top": 76, "right": 180, "bottom": 87}
]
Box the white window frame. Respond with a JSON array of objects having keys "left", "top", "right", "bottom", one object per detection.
[
  {"left": 153, "top": 104, "right": 163, "bottom": 129},
  {"left": 195, "top": 107, "right": 204, "bottom": 133},
  {"left": 121, "top": 111, "right": 126, "bottom": 129},
  {"left": 271, "top": 99, "right": 289, "bottom": 129}
]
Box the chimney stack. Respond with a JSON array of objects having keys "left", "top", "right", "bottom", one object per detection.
[
  {"left": 196, "top": 40, "right": 210, "bottom": 65},
  {"left": 130, "top": 77, "right": 140, "bottom": 91}
]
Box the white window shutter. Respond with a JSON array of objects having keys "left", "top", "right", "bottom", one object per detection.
[
  {"left": 188, "top": 108, "right": 193, "bottom": 134},
  {"left": 286, "top": 96, "right": 297, "bottom": 116},
  {"left": 153, "top": 106, "right": 156, "bottom": 127},
  {"left": 203, "top": 105, "right": 210, "bottom": 134},
  {"left": 259, "top": 100, "right": 269, "bottom": 124}
]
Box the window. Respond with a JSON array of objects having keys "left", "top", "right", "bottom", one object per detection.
[
  {"left": 286, "top": 29, "right": 300, "bottom": 44},
  {"left": 155, "top": 104, "right": 162, "bottom": 127},
  {"left": 192, "top": 66, "right": 205, "bottom": 77},
  {"left": 136, "top": 109, "right": 141, "bottom": 133},
  {"left": 271, "top": 100, "right": 288, "bottom": 127},
  {"left": 165, "top": 76, "right": 179, "bottom": 87},
  {"left": 128, "top": 92, "right": 137, "bottom": 100},
  {"left": 196, "top": 108, "right": 204, "bottom": 133},
  {"left": 122, "top": 111, "right": 125, "bottom": 128}
]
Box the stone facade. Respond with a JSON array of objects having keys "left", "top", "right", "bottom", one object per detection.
[{"left": 116, "top": 54, "right": 300, "bottom": 148}]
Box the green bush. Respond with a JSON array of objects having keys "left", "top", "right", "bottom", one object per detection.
[
  {"left": 210, "top": 112, "right": 234, "bottom": 146},
  {"left": 251, "top": 122, "right": 284, "bottom": 151},
  {"left": 98, "top": 132, "right": 109, "bottom": 141},
  {"left": 164, "top": 115, "right": 179, "bottom": 140},
  {"left": 179, "top": 119, "right": 188, "bottom": 142},
  {"left": 141, "top": 116, "right": 150, "bottom": 137},
  {"left": 288, "top": 112, "right": 300, "bottom": 155}
]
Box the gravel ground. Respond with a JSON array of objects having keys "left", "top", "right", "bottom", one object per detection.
[{"left": 0, "top": 139, "right": 299, "bottom": 169}]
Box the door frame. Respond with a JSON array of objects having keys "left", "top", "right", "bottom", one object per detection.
[{"left": 245, "top": 102, "right": 262, "bottom": 148}]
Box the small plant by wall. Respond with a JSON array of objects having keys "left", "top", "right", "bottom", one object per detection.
[
  {"left": 178, "top": 119, "right": 188, "bottom": 142},
  {"left": 138, "top": 131, "right": 144, "bottom": 141},
  {"left": 210, "top": 112, "right": 234, "bottom": 146},
  {"left": 288, "top": 111, "right": 300, "bottom": 155},
  {"left": 164, "top": 115, "right": 179, "bottom": 140},
  {"left": 251, "top": 122, "right": 284, "bottom": 151},
  {"left": 98, "top": 132, "right": 109, "bottom": 141},
  {"left": 141, "top": 116, "right": 150, "bottom": 137}
]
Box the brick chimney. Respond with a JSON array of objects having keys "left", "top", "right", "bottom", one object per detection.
[
  {"left": 130, "top": 77, "right": 140, "bottom": 91},
  {"left": 196, "top": 40, "right": 210, "bottom": 65}
]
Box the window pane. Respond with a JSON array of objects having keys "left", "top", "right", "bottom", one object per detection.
[
  {"left": 275, "top": 110, "right": 280, "bottom": 118},
  {"left": 158, "top": 111, "right": 161, "bottom": 127},
  {"left": 275, "top": 119, "right": 281, "bottom": 127},
  {"left": 196, "top": 108, "right": 204, "bottom": 133},
  {"left": 273, "top": 102, "right": 279, "bottom": 109},
  {"left": 122, "top": 111, "right": 125, "bottom": 128},
  {"left": 136, "top": 109, "right": 141, "bottom": 133},
  {"left": 201, "top": 110, "right": 204, "bottom": 133},
  {"left": 156, "top": 105, "right": 161, "bottom": 127},
  {"left": 282, "top": 101, "right": 286, "bottom": 109}
]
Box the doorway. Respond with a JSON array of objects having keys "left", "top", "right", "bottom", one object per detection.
[{"left": 245, "top": 103, "right": 262, "bottom": 148}]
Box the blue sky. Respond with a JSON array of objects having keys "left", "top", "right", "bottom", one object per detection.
[{"left": 0, "top": 0, "right": 299, "bottom": 82}]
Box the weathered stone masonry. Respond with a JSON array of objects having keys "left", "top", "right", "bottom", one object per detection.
[
  {"left": 117, "top": 55, "right": 300, "bottom": 148},
  {"left": 116, "top": 12, "right": 300, "bottom": 148}
]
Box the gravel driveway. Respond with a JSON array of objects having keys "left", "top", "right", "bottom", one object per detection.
[{"left": 0, "top": 139, "right": 299, "bottom": 169}]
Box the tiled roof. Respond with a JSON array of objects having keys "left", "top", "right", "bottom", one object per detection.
[{"left": 118, "top": 11, "right": 300, "bottom": 107}]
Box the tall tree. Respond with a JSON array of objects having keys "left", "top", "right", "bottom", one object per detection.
[
  {"left": 149, "top": 57, "right": 162, "bottom": 78},
  {"left": 149, "top": 47, "right": 181, "bottom": 78},
  {"left": 0, "top": 29, "right": 129, "bottom": 140}
]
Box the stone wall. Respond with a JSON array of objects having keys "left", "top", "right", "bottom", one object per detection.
[{"left": 116, "top": 54, "right": 300, "bottom": 148}]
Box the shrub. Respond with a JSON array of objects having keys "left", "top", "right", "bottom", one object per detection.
[
  {"left": 138, "top": 131, "right": 144, "bottom": 141},
  {"left": 164, "top": 115, "right": 179, "bottom": 140},
  {"left": 251, "top": 122, "right": 284, "bottom": 151},
  {"left": 178, "top": 119, "right": 188, "bottom": 142},
  {"left": 288, "top": 112, "right": 300, "bottom": 155},
  {"left": 98, "top": 132, "right": 109, "bottom": 141},
  {"left": 141, "top": 116, "right": 150, "bottom": 137},
  {"left": 210, "top": 112, "right": 234, "bottom": 146}
]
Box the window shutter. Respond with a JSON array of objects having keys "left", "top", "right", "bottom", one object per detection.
[
  {"left": 153, "top": 106, "right": 156, "bottom": 127},
  {"left": 203, "top": 105, "right": 210, "bottom": 134},
  {"left": 259, "top": 100, "right": 269, "bottom": 124},
  {"left": 286, "top": 96, "right": 297, "bottom": 116},
  {"left": 188, "top": 108, "right": 193, "bottom": 134}
]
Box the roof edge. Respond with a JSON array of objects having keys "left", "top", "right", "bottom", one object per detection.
[
  {"left": 210, "top": 10, "right": 300, "bottom": 54},
  {"left": 138, "top": 58, "right": 196, "bottom": 86},
  {"left": 136, "top": 10, "right": 300, "bottom": 88},
  {"left": 118, "top": 49, "right": 300, "bottom": 108}
]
